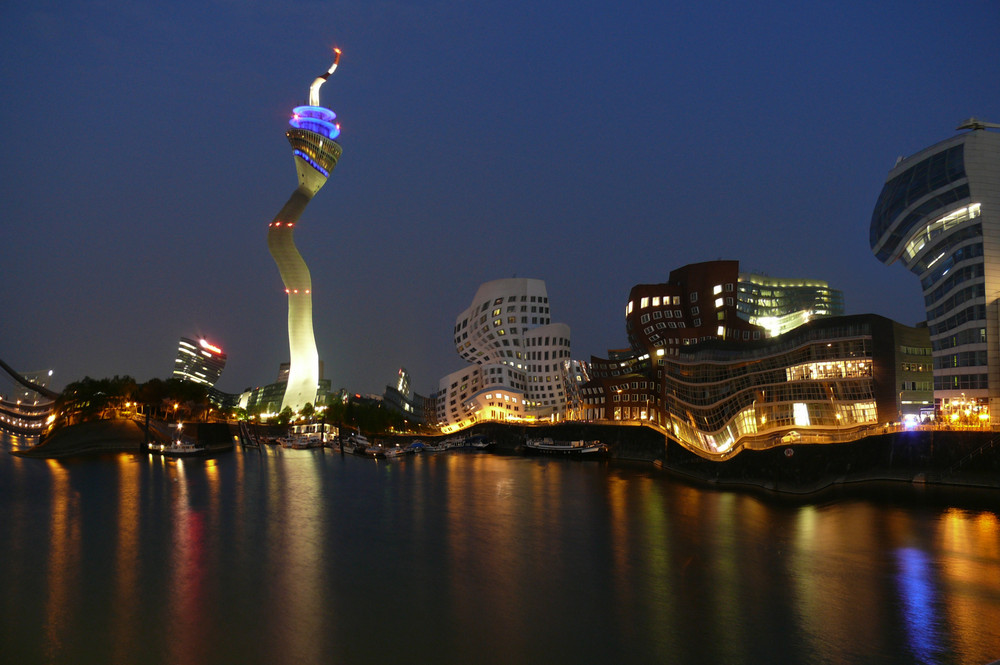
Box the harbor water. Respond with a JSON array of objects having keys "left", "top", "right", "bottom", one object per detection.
[{"left": 1, "top": 441, "right": 998, "bottom": 664}]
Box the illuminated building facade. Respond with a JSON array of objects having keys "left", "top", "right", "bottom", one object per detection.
[
  {"left": 657, "top": 315, "right": 929, "bottom": 458},
  {"left": 625, "top": 261, "right": 844, "bottom": 359},
  {"left": 580, "top": 259, "right": 932, "bottom": 457},
  {"left": 172, "top": 337, "right": 227, "bottom": 387},
  {"left": 0, "top": 362, "right": 56, "bottom": 436},
  {"left": 384, "top": 367, "right": 430, "bottom": 426},
  {"left": 869, "top": 120, "right": 1000, "bottom": 423},
  {"left": 737, "top": 273, "right": 844, "bottom": 337},
  {"left": 436, "top": 278, "right": 582, "bottom": 431},
  {"left": 268, "top": 50, "right": 343, "bottom": 412}
]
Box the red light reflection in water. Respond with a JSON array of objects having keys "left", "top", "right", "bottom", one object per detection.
[{"left": 165, "top": 459, "right": 210, "bottom": 665}]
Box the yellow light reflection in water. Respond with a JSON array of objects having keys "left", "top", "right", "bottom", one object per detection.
[
  {"left": 939, "top": 509, "right": 1000, "bottom": 661},
  {"left": 43, "top": 459, "right": 81, "bottom": 663},
  {"left": 111, "top": 454, "right": 141, "bottom": 664},
  {"left": 443, "top": 454, "right": 529, "bottom": 659},
  {"left": 791, "top": 502, "right": 888, "bottom": 657},
  {"left": 264, "top": 450, "right": 328, "bottom": 665}
]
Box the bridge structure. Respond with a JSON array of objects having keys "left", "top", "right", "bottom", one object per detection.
[{"left": 0, "top": 357, "right": 58, "bottom": 437}]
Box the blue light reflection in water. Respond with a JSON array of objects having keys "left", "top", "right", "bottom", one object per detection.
[{"left": 895, "top": 547, "right": 945, "bottom": 664}]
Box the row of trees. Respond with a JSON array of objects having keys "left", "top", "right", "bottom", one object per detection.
[
  {"left": 56, "top": 376, "right": 214, "bottom": 426},
  {"left": 55, "top": 376, "right": 423, "bottom": 437}
]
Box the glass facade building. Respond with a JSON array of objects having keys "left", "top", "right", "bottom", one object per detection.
[
  {"left": 869, "top": 123, "right": 1000, "bottom": 424},
  {"left": 737, "top": 273, "right": 845, "bottom": 337},
  {"left": 659, "top": 315, "right": 926, "bottom": 458},
  {"left": 172, "top": 337, "right": 226, "bottom": 388}
]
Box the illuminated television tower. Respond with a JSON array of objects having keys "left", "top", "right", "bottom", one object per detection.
[{"left": 268, "top": 48, "right": 343, "bottom": 412}]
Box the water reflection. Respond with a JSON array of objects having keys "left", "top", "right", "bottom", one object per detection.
[
  {"left": 1, "top": 446, "right": 999, "bottom": 665},
  {"left": 44, "top": 459, "right": 81, "bottom": 663},
  {"left": 895, "top": 547, "right": 943, "bottom": 662},
  {"left": 111, "top": 455, "right": 141, "bottom": 664}
]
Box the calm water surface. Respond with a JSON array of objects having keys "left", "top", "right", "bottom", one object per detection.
[{"left": 1, "top": 439, "right": 998, "bottom": 664}]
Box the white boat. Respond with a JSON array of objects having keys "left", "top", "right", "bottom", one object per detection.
[
  {"left": 148, "top": 425, "right": 205, "bottom": 457},
  {"left": 282, "top": 422, "right": 336, "bottom": 449},
  {"left": 149, "top": 438, "right": 207, "bottom": 457},
  {"left": 524, "top": 438, "right": 607, "bottom": 457}
]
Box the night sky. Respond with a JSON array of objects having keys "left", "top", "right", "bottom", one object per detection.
[{"left": 3, "top": 1, "right": 999, "bottom": 397}]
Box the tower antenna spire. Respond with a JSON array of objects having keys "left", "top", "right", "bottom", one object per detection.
[{"left": 309, "top": 48, "right": 342, "bottom": 107}]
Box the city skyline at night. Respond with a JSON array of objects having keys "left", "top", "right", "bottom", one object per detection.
[{"left": 2, "top": 2, "right": 999, "bottom": 397}]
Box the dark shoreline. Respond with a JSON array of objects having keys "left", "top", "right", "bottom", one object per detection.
[{"left": 10, "top": 420, "right": 999, "bottom": 497}]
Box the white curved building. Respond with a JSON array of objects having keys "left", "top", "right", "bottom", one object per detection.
[{"left": 437, "top": 278, "right": 581, "bottom": 430}]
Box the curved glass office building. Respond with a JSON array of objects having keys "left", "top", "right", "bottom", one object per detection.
[{"left": 869, "top": 122, "right": 1000, "bottom": 424}]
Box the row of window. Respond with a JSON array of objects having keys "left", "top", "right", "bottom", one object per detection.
[
  {"left": 932, "top": 327, "right": 985, "bottom": 352},
  {"left": 916, "top": 226, "right": 981, "bottom": 282},
  {"left": 926, "top": 282, "right": 985, "bottom": 322},
  {"left": 934, "top": 373, "right": 988, "bottom": 390},
  {"left": 924, "top": 262, "right": 983, "bottom": 308},
  {"left": 928, "top": 304, "right": 986, "bottom": 338},
  {"left": 934, "top": 350, "right": 988, "bottom": 369}
]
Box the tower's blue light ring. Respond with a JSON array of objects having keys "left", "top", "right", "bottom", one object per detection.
[
  {"left": 290, "top": 106, "right": 340, "bottom": 140},
  {"left": 292, "top": 149, "right": 331, "bottom": 177}
]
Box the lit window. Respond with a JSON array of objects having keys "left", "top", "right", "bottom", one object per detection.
[
  {"left": 715, "top": 298, "right": 724, "bottom": 308},
  {"left": 713, "top": 285, "right": 722, "bottom": 295},
  {"left": 652, "top": 297, "right": 660, "bottom": 306},
  {"left": 641, "top": 297, "right": 649, "bottom": 308},
  {"left": 627, "top": 301, "right": 633, "bottom": 315},
  {"left": 717, "top": 326, "right": 725, "bottom": 336}
]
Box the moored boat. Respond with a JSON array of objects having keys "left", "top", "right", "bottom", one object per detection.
[
  {"left": 148, "top": 424, "right": 206, "bottom": 457},
  {"left": 524, "top": 438, "right": 607, "bottom": 457}
]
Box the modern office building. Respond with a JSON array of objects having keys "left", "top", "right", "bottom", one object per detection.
[
  {"left": 383, "top": 367, "right": 430, "bottom": 426},
  {"left": 625, "top": 260, "right": 843, "bottom": 358},
  {"left": 869, "top": 119, "right": 1000, "bottom": 424},
  {"left": 172, "top": 337, "right": 227, "bottom": 388},
  {"left": 580, "top": 259, "right": 932, "bottom": 456},
  {"left": 268, "top": 49, "right": 344, "bottom": 413},
  {"left": 737, "top": 273, "right": 844, "bottom": 337},
  {"left": 657, "top": 314, "right": 931, "bottom": 458},
  {"left": 437, "top": 278, "right": 581, "bottom": 431}
]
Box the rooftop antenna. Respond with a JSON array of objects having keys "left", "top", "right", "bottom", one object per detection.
[
  {"left": 956, "top": 117, "right": 1000, "bottom": 131},
  {"left": 309, "top": 48, "right": 342, "bottom": 107}
]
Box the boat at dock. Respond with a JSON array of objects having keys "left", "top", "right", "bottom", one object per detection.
[
  {"left": 524, "top": 438, "right": 607, "bottom": 457},
  {"left": 148, "top": 423, "right": 206, "bottom": 457},
  {"left": 281, "top": 422, "right": 336, "bottom": 449}
]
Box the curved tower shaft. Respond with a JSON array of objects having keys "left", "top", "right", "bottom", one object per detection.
[{"left": 269, "top": 50, "right": 343, "bottom": 412}]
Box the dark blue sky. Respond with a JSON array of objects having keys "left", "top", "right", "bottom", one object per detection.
[{"left": 2, "top": 1, "right": 999, "bottom": 396}]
